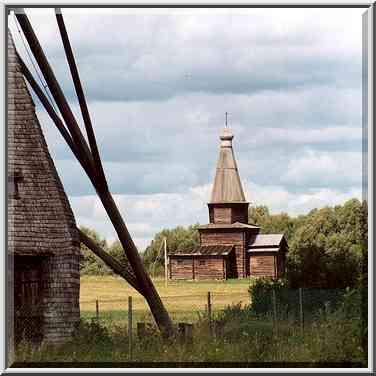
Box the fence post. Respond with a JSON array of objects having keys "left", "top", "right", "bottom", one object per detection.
[
  {"left": 137, "top": 322, "right": 146, "bottom": 338},
  {"left": 128, "top": 296, "right": 133, "bottom": 361},
  {"left": 185, "top": 323, "right": 193, "bottom": 344},
  {"left": 272, "top": 288, "right": 277, "bottom": 325},
  {"left": 178, "top": 322, "right": 193, "bottom": 344},
  {"left": 299, "top": 287, "right": 304, "bottom": 333},
  {"left": 96, "top": 299, "right": 99, "bottom": 320},
  {"left": 207, "top": 291, "right": 212, "bottom": 337}
]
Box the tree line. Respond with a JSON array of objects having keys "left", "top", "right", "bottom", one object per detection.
[{"left": 80, "top": 198, "right": 367, "bottom": 289}]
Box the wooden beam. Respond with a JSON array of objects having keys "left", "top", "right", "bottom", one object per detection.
[
  {"left": 55, "top": 9, "right": 108, "bottom": 192},
  {"left": 15, "top": 9, "right": 96, "bottom": 177},
  {"left": 18, "top": 55, "right": 97, "bottom": 186},
  {"left": 16, "top": 9, "right": 175, "bottom": 338},
  {"left": 96, "top": 190, "right": 174, "bottom": 338},
  {"left": 79, "top": 229, "right": 142, "bottom": 294}
]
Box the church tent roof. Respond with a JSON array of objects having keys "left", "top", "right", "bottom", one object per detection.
[{"left": 210, "top": 127, "right": 247, "bottom": 203}]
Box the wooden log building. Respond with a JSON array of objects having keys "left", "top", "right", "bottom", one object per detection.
[
  {"left": 169, "top": 127, "right": 288, "bottom": 280},
  {"left": 8, "top": 31, "right": 80, "bottom": 345}
]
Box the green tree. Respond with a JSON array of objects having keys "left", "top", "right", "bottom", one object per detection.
[
  {"left": 286, "top": 199, "right": 367, "bottom": 288},
  {"left": 143, "top": 224, "right": 200, "bottom": 275},
  {"left": 79, "top": 226, "right": 111, "bottom": 275},
  {"left": 287, "top": 223, "right": 329, "bottom": 288},
  {"left": 249, "top": 206, "right": 295, "bottom": 241},
  {"left": 107, "top": 240, "right": 130, "bottom": 269}
]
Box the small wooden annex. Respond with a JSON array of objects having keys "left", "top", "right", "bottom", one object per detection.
[
  {"left": 8, "top": 31, "right": 80, "bottom": 345},
  {"left": 169, "top": 245, "right": 236, "bottom": 280},
  {"left": 169, "top": 127, "right": 288, "bottom": 280}
]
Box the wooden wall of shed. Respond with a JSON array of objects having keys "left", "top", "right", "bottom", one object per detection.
[
  {"left": 169, "top": 257, "right": 194, "bottom": 280},
  {"left": 200, "top": 230, "right": 246, "bottom": 278},
  {"left": 193, "top": 256, "right": 225, "bottom": 280},
  {"left": 276, "top": 252, "right": 286, "bottom": 278},
  {"left": 249, "top": 254, "right": 277, "bottom": 278},
  {"left": 13, "top": 253, "right": 80, "bottom": 345},
  {"left": 41, "top": 254, "right": 80, "bottom": 344}
]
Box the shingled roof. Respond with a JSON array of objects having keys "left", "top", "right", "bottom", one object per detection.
[
  {"left": 169, "top": 245, "right": 234, "bottom": 256},
  {"left": 210, "top": 128, "right": 248, "bottom": 203},
  {"left": 247, "top": 234, "right": 286, "bottom": 253},
  {"left": 8, "top": 30, "right": 79, "bottom": 256}
]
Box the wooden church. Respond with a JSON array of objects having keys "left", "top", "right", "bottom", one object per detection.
[
  {"left": 8, "top": 30, "right": 80, "bottom": 345},
  {"left": 168, "top": 127, "right": 288, "bottom": 280}
]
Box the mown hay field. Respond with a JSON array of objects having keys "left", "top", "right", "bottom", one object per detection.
[{"left": 80, "top": 275, "right": 251, "bottom": 323}]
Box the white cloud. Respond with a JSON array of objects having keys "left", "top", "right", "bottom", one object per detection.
[
  {"left": 245, "top": 181, "right": 361, "bottom": 216},
  {"left": 69, "top": 181, "right": 361, "bottom": 251},
  {"left": 281, "top": 149, "right": 362, "bottom": 187},
  {"left": 248, "top": 126, "right": 362, "bottom": 148},
  {"left": 10, "top": 7, "right": 364, "bottom": 250}
]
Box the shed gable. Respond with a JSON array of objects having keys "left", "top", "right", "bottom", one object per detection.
[{"left": 7, "top": 30, "right": 79, "bottom": 257}]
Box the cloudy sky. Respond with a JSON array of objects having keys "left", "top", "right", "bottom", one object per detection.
[{"left": 9, "top": 7, "right": 365, "bottom": 250}]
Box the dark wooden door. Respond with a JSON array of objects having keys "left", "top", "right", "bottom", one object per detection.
[{"left": 14, "top": 256, "right": 44, "bottom": 344}]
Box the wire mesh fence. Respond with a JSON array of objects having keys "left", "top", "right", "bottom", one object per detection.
[
  {"left": 80, "top": 291, "right": 251, "bottom": 324},
  {"left": 79, "top": 287, "right": 344, "bottom": 330},
  {"left": 251, "top": 287, "right": 345, "bottom": 328},
  {"left": 14, "top": 287, "right": 346, "bottom": 354}
]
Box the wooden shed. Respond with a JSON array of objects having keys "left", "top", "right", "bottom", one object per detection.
[
  {"left": 247, "top": 234, "right": 288, "bottom": 279},
  {"left": 8, "top": 31, "right": 80, "bottom": 345},
  {"left": 169, "top": 126, "right": 288, "bottom": 280}
]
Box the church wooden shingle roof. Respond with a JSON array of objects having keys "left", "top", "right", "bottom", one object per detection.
[
  {"left": 169, "top": 245, "right": 234, "bottom": 256},
  {"left": 210, "top": 128, "right": 248, "bottom": 203},
  {"left": 8, "top": 30, "right": 79, "bottom": 256}
]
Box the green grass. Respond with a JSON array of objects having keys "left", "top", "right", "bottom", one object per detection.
[
  {"left": 15, "top": 307, "right": 366, "bottom": 366},
  {"left": 13, "top": 277, "right": 367, "bottom": 367}
]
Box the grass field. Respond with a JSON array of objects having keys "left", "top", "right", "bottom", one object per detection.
[
  {"left": 80, "top": 275, "right": 251, "bottom": 323},
  {"left": 15, "top": 278, "right": 365, "bottom": 365}
]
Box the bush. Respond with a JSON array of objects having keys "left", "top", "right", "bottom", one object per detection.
[
  {"left": 248, "top": 277, "right": 287, "bottom": 316},
  {"left": 71, "top": 318, "right": 112, "bottom": 346},
  {"left": 212, "top": 303, "right": 275, "bottom": 345}
]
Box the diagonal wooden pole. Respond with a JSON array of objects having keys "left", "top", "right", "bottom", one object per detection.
[
  {"left": 79, "top": 229, "right": 142, "bottom": 294},
  {"left": 55, "top": 8, "right": 108, "bottom": 191},
  {"left": 18, "top": 55, "right": 97, "bottom": 184},
  {"left": 14, "top": 9, "right": 175, "bottom": 338},
  {"left": 19, "top": 60, "right": 142, "bottom": 295},
  {"left": 15, "top": 9, "right": 95, "bottom": 176}
]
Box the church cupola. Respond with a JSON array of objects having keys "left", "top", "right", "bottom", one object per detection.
[{"left": 208, "top": 122, "right": 249, "bottom": 224}]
